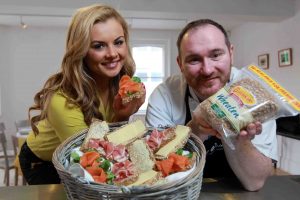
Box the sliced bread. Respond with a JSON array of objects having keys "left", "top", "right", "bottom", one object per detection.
[
  {"left": 155, "top": 125, "right": 191, "bottom": 160},
  {"left": 127, "top": 139, "right": 155, "bottom": 173},
  {"left": 80, "top": 119, "right": 109, "bottom": 150}
]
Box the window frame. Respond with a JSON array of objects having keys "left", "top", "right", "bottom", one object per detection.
[{"left": 130, "top": 39, "right": 170, "bottom": 114}]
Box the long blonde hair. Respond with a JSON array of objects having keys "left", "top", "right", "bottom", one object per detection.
[{"left": 29, "top": 4, "right": 135, "bottom": 135}]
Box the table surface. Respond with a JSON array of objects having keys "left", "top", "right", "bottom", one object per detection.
[{"left": 0, "top": 175, "right": 299, "bottom": 200}]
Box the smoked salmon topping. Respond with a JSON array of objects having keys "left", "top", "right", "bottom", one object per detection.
[
  {"left": 80, "top": 151, "right": 101, "bottom": 168},
  {"left": 118, "top": 75, "right": 143, "bottom": 98},
  {"left": 156, "top": 152, "right": 190, "bottom": 177}
]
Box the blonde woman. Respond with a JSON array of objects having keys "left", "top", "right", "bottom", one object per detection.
[{"left": 19, "top": 4, "right": 145, "bottom": 184}]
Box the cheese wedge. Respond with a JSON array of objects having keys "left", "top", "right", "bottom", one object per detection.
[
  {"left": 128, "top": 170, "right": 159, "bottom": 186},
  {"left": 105, "top": 119, "right": 146, "bottom": 145},
  {"left": 155, "top": 125, "right": 190, "bottom": 159}
]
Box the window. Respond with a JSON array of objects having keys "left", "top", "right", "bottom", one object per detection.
[{"left": 131, "top": 39, "right": 169, "bottom": 113}]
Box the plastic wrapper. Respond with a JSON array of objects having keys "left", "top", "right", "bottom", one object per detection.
[{"left": 193, "top": 64, "right": 300, "bottom": 149}]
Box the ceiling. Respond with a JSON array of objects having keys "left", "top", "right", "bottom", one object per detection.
[{"left": 0, "top": 0, "right": 298, "bottom": 31}]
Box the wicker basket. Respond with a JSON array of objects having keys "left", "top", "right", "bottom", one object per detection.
[{"left": 53, "top": 128, "right": 206, "bottom": 200}]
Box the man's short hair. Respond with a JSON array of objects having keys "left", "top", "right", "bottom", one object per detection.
[{"left": 177, "top": 19, "right": 231, "bottom": 57}]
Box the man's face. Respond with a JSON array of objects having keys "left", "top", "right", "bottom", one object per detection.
[{"left": 177, "top": 24, "right": 233, "bottom": 101}]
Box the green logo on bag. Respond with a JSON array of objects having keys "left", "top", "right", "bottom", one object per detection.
[{"left": 211, "top": 104, "right": 226, "bottom": 118}]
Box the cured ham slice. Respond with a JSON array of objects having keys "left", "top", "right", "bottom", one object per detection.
[
  {"left": 87, "top": 139, "right": 128, "bottom": 162},
  {"left": 112, "top": 160, "right": 138, "bottom": 185},
  {"left": 146, "top": 128, "right": 176, "bottom": 152}
]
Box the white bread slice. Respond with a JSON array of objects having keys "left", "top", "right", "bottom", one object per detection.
[
  {"left": 128, "top": 170, "right": 160, "bottom": 186},
  {"left": 127, "top": 139, "right": 155, "bottom": 173},
  {"left": 80, "top": 119, "right": 109, "bottom": 150},
  {"left": 105, "top": 120, "right": 146, "bottom": 145},
  {"left": 155, "top": 125, "right": 190, "bottom": 160}
]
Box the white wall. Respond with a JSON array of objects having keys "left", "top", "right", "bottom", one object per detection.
[
  {"left": 0, "top": 26, "right": 66, "bottom": 132},
  {"left": 231, "top": 6, "right": 300, "bottom": 99}
]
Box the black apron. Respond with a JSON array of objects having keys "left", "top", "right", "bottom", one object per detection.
[{"left": 184, "top": 86, "right": 235, "bottom": 178}]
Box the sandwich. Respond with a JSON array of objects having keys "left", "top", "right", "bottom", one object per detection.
[
  {"left": 154, "top": 125, "right": 191, "bottom": 160},
  {"left": 145, "top": 128, "right": 176, "bottom": 152},
  {"left": 80, "top": 119, "right": 109, "bottom": 151},
  {"left": 112, "top": 160, "right": 139, "bottom": 186},
  {"left": 105, "top": 119, "right": 146, "bottom": 146},
  {"left": 118, "top": 75, "right": 145, "bottom": 104},
  {"left": 127, "top": 139, "right": 155, "bottom": 173}
]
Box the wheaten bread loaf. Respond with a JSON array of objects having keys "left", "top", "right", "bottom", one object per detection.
[
  {"left": 80, "top": 119, "right": 109, "bottom": 150},
  {"left": 105, "top": 119, "right": 146, "bottom": 145},
  {"left": 155, "top": 125, "right": 191, "bottom": 160},
  {"left": 127, "top": 139, "right": 155, "bottom": 173}
]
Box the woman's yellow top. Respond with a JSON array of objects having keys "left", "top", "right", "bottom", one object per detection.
[{"left": 26, "top": 91, "right": 114, "bottom": 161}]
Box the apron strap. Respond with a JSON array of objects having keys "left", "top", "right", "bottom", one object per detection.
[{"left": 184, "top": 85, "right": 192, "bottom": 125}]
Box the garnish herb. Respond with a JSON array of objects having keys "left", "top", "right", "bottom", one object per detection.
[
  {"left": 106, "top": 171, "right": 115, "bottom": 185},
  {"left": 187, "top": 152, "right": 193, "bottom": 159},
  {"left": 132, "top": 76, "right": 141, "bottom": 83},
  {"left": 100, "top": 159, "right": 111, "bottom": 171},
  {"left": 176, "top": 148, "right": 183, "bottom": 155},
  {"left": 71, "top": 152, "right": 80, "bottom": 163}
]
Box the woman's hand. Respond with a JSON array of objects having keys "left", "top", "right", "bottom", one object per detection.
[{"left": 113, "top": 86, "right": 146, "bottom": 121}]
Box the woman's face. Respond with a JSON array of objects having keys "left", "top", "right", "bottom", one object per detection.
[{"left": 85, "top": 18, "right": 128, "bottom": 80}]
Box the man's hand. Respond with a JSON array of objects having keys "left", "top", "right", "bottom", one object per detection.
[
  {"left": 238, "top": 121, "right": 262, "bottom": 141},
  {"left": 190, "top": 112, "right": 263, "bottom": 142},
  {"left": 189, "top": 111, "right": 222, "bottom": 140}
]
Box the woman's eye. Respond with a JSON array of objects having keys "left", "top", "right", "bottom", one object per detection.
[
  {"left": 92, "top": 43, "right": 106, "bottom": 50},
  {"left": 115, "top": 40, "right": 124, "bottom": 46}
]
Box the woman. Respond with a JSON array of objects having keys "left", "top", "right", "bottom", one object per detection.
[{"left": 19, "top": 4, "right": 145, "bottom": 185}]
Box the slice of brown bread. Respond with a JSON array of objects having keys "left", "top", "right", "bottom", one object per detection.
[
  {"left": 114, "top": 173, "right": 139, "bottom": 186},
  {"left": 122, "top": 90, "right": 145, "bottom": 104},
  {"left": 80, "top": 119, "right": 109, "bottom": 150},
  {"left": 127, "top": 139, "right": 155, "bottom": 173},
  {"left": 155, "top": 125, "right": 191, "bottom": 160},
  {"left": 147, "top": 128, "right": 176, "bottom": 153}
]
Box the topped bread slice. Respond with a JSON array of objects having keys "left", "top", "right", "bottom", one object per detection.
[
  {"left": 105, "top": 119, "right": 146, "bottom": 146},
  {"left": 155, "top": 125, "right": 191, "bottom": 160},
  {"left": 128, "top": 139, "right": 155, "bottom": 173},
  {"left": 80, "top": 119, "right": 109, "bottom": 150}
]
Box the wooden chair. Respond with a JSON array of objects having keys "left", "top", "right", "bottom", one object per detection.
[
  {"left": 11, "top": 135, "right": 27, "bottom": 185},
  {"left": 0, "top": 122, "right": 17, "bottom": 186}
]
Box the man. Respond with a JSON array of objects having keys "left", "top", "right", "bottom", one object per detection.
[{"left": 145, "top": 19, "right": 277, "bottom": 191}]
